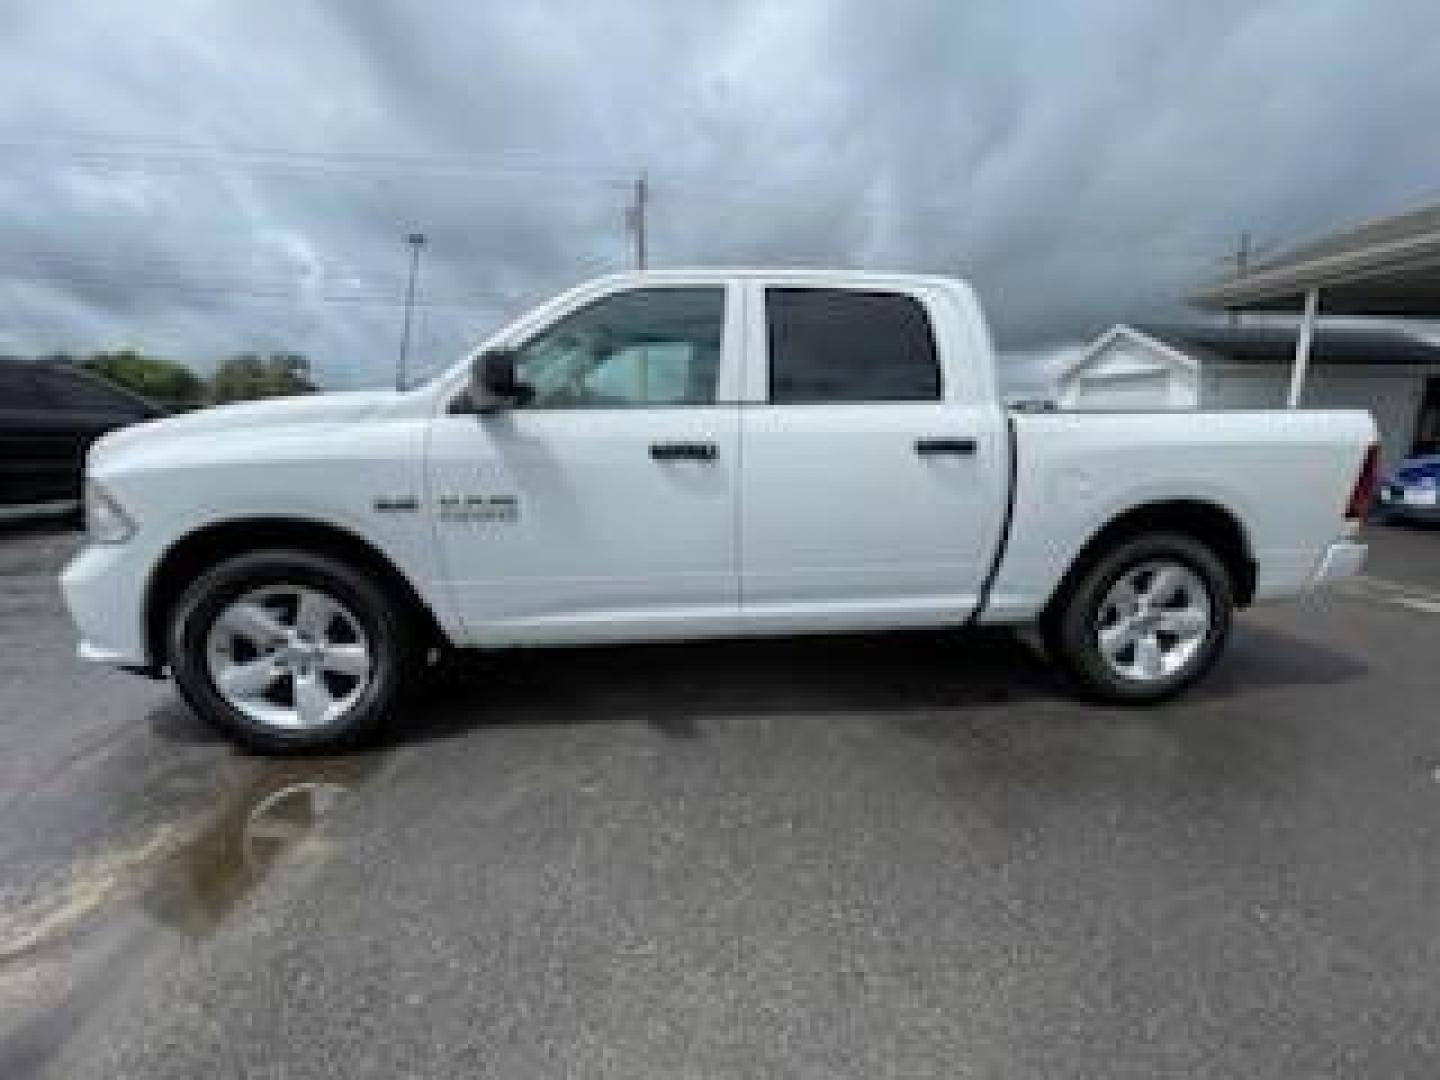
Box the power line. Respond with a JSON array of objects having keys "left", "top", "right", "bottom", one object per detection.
[
  {"left": 0, "top": 133, "right": 635, "bottom": 182},
  {"left": 0, "top": 268, "right": 518, "bottom": 309},
  {"left": 0, "top": 136, "right": 1265, "bottom": 249},
  {"left": 0, "top": 134, "right": 922, "bottom": 221},
  {"left": 0, "top": 133, "right": 1318, "bottom": 261},
  {"left": 0, "top": 238, "right": 1221, "bottom": 316},
  {"left": 1, "top": 250, "right": 354, "bottom": 284},
  {"left": 0, "top": 130, "right": 1212, "bottom": 224}
]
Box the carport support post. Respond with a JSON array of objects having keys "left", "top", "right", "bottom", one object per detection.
[{"left": 1287, "top": 287, "right": 1320, "bottom": 409}]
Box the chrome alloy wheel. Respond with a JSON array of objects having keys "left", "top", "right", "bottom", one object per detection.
[
  {"left": 205, "top": 584, "right": 372, "bottom": 730},
  {"left": 1095, "top": 560, "right": 1212, "bottom": 684}
]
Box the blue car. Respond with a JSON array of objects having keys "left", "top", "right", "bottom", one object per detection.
[{"left": 1376, "top": 454, "right": 1440, "bottom": 524}]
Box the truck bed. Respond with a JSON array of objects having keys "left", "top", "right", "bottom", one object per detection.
[{"left": 980, "top": 408, "right": 1377, "bottom": 622}]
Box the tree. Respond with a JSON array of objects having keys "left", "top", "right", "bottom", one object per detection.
[
  {"left": 83, "top": 350, "right": 206, "bottom": 411},
  {"left": 210, "top": 352, "right": 317, "bottom": 404}
]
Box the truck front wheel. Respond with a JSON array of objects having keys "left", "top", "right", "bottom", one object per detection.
[
  {"left": 167, "top": 549, "right": 414, "bottom": 753},
  {"left": 1046, "top": 532, "right": 1233, "bottom": 704}
]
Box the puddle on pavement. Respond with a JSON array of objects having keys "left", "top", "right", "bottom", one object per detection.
[
  {"left": 0, "top": 752, "right": 385, "bottom": 1075},
  {"left": 0, "top": 753, "right": 386, "bottom": 1076},
  {"left": 142, "top": 753, "right": 383, "bottom": 936}
]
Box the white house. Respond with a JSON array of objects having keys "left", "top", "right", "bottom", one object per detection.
[
  {"left": 1060, "top": 321, "right": 1440, "bottom": 470},
  {"left": 1056, "top": 325, "right": 1200, "bottom": 410}
]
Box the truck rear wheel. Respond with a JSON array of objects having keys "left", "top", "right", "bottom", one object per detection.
[
  {"left": 1045, "top": 532, "right": 1233, "bottom": 704},
  {"left": 168, "top": 549, "right": 414, "bottom": 753}
]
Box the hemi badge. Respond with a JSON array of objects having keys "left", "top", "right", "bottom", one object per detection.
[{"left": 373, "top": 497, "right": 419, "bottom": 513}]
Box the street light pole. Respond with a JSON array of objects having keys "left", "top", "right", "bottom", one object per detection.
[
  {"left": 625, "top": 171, "right": 648, "bottom": 271},
  {"left": 397, "top": 232, "right": 426, "bottom": 390}
]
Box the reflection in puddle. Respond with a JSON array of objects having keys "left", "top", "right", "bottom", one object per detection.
[
  {"left": 0, "top": 755, "right": 384, "bottom": 1075},
  {"left": 144, "top": 755, "right": 381, "bottom": 936}
]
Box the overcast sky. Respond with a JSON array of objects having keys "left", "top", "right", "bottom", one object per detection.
[{"left": 3, "top": 0, "right": 1440, "bottom": 389}]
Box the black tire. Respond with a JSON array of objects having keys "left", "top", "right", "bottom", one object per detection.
[
  {"left": 168, "top": 549, "right": 415, "bottom": 754},
  {"left": 1044, "top": 532, "right": 1234, "bottom": 704}
]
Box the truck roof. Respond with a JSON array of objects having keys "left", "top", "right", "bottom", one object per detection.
[{"left": 581, "top": 267, "right": 972, "bottom": 291}]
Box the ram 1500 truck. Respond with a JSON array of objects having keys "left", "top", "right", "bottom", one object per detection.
[{"left": 62, "top": 271, "right": 1379, "bottom": 752}]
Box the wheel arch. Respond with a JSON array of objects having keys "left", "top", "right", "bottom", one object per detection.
[
  {"left": 1044, "top": 499, "right": 1256, "bottom": 622},
  {"left": 146, "top": 516, "right": 448, "bottom": 669}
]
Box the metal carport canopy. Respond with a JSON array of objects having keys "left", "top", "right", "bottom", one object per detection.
[{"left": 1189, "top": 202, "right": 1440, "bottom": 407}]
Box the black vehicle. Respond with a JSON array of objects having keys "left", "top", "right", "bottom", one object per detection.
[{"left": 0, "top": 361, "right": 164, "bottom": 510}]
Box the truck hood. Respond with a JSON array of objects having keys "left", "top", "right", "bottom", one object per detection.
[{"left": 89, "top": 390, "right": 414, "bottom": 472}]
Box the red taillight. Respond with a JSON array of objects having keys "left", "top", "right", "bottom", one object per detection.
[{"left": 1345, "top": 443, "right": 1381, "bottom": 521}]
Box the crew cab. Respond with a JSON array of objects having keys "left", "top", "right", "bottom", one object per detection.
[{"left": 62, "top": 271, "right": 1378, "bottom": 752}]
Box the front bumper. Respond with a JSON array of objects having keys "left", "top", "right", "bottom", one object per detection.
[
  {"left": 1312, "top": 539, "right": 1367, "bottom": 584},
  {"left": 61, "top": 540, "right": 155, "bottom": 669}
]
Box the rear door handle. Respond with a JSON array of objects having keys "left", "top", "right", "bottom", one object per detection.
[
  {"left": 650, "top": 441, "right": 718, "bottom": 462},
  {"left": 915, "top": 437, "right": 976, "bottom": 457}
]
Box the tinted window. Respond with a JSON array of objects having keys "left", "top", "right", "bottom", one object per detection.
[
  {"left": 0, "top": 366, "right": 45, "bottom": 409},
  {"left": 33, "top": 368, "right": 147, "bottom": 414},
  {"left": 767, "top": 288, "right": 940, "bottom": 403},
  {"left": 515, "top": 287, "right": 724, "bottom": 408}
]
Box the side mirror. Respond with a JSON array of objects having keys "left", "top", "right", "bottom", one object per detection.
[{"left": 469, "top": 348, "right": 532, "bottom": 412}]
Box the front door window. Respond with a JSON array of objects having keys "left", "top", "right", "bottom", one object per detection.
[{"left": 514, "top": 287, "right": 724, "bottom": 409}]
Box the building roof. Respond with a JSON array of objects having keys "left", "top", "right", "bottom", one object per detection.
[
  {"left": 1190, "top": 202, "right": 1440, "bottom": 316},
  {"left": 1062, "top": 324, "right": 1199, "bottom": 381},
  {"left": 1140, "top": 322, "right": 1440, "bottom": 368}
]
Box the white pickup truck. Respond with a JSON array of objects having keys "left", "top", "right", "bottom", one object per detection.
[{"left": 63, "top": 270, "right": 1378, "bottom": 752}]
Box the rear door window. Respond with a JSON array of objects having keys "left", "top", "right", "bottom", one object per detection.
[{"left": 766, "top": 288, "right": 941, "bottom": 404}]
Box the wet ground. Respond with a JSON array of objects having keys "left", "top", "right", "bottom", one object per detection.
[{"left": 1, "top": 521, "right": 1438, "bottom": 1078}]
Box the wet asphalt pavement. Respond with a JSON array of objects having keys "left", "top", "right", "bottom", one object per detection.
[{"left": 2, "top": 522, "right": 1439, "bottom": 1078}]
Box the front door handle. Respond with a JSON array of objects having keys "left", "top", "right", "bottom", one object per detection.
[
  {"left": 650, "top": 441, "right": 718, "bottom": 462},
  {"left": 915, "top": 437, "right": 976, "bottom": 457}
]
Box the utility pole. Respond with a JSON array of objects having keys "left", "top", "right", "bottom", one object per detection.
[
  {"left": 1222, "top": 231, "right": 1271, "bottom": 328},
  {"left": 625, "top": 171, "right": 648, "bottom": 271},
  {"left": 397, "top": 232, "right": 425, "bottom": 390},
  {"left": 1233, "top": 231, "right": 1251, "bottom": 328}
]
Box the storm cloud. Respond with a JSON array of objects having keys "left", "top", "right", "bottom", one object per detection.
[{"left": 3, "top": 0, "right": 1440, "bottom": 387}]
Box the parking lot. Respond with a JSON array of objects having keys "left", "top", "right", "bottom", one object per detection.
[{"left": 1, "top": 522, "right": 1438, "bottom": 1078}]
